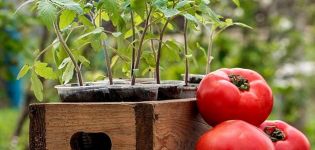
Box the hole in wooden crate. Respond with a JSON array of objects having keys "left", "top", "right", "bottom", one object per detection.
[{"left": 70, "top": 132, "right": 112, "bottom": 150}]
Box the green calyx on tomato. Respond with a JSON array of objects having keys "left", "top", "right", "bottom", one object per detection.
[
  {"left": 228, "top": 74, "right": 250, "bottom": 91},
  {"left": 263, "top": 126, "right": 286, "bottom": 142}
]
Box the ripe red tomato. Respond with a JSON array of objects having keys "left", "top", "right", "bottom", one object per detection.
[
  {"left": 195, "top": 120, "right": 275, "bottom": 150},
  {"left": 196, "top": 68, "right": 273, "bottom": 126},
  {"left": 259, "top": 120, "right": 311, "bottom": 150}
]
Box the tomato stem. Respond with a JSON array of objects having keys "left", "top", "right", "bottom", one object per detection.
[
  {"left": 263, "top": 126, "right": 286, "bottom": 142},
  {"left": 228, "top": 74, "right": 250, "bottom": 91}
]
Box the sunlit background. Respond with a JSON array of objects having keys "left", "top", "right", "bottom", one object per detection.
[{"left": 1, "top": 0, "right": 315, "bottom": 149}]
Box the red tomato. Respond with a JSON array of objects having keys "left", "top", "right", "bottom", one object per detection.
[
  {"left": 196, "top": 120, "right": 275, "bottom": 150},
  {"left": 196, "top": 68, "right": 273, "bottom": 126},
  {"left": 259, "top": 120, "right": 311, "bottom": 150}
]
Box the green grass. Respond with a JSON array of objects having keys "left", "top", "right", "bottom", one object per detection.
[{"left": 0, "top": 108, "right": 28, "bottom": 150}]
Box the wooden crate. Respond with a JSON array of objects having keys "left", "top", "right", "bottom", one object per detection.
[{"left": 29, "top": 98, "right": 210, "bottom": 150}]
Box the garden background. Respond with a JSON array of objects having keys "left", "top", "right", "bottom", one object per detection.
[{"left": 1, "top": 0, "right": 315, "bottom": 149}]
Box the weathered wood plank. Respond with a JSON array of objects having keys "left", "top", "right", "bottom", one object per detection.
[
  {"left": 44, "top": 103, "right": 137, "bottom": 150},
  {"left": 29, "top": 99, "right": 210, "bottom": 150},
  {"left": 153, "top": 99, "right": 209, "bottom": 150},
  {"left": 29, "top": 104, "right": 46, "bottom": 150}
]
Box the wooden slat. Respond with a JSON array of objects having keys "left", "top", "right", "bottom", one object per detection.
[
  {"left": 29, "top": 99, "right": 210, "bottom": 150},
  {"left": 29, "top": 104, "right": 46, "bottom": 150},
  {"left": 45, "top": 103, "right": 137, "bottom": 150},
  {"left": 153, "top": 99, "right": 210, "bottom": 150}
]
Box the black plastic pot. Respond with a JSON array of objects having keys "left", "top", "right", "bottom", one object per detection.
[
  {"left": 158, "top": 81, "right": 197, "bottom": 100},
  {"left": 141, "top": 80, "right": 197, "bottom": 100},
  {"left": 55, "top": 82, "right": 109, "bottom": 102},
  {"left": 181, "top": 74, "right": 205, "bottom": 84},
  {"left": 107, "top": 84, "right": 158, "bottom": 102},
  {"left": 55, "top": 80, "right": 159, "bottom": 102}
]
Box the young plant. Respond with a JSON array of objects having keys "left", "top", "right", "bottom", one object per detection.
[
  {"left": 151, "top": 0, "right": 201, "bottom": 84},
  {"left": 130, "top": 4, "right": 153, "bottom": 85},
  {"left": 17, "top": 0, "right": 113, "bottom": 100},
  {"left": 183, "top": 18, "right": 189, "bottom": 86},
  {"left": 197, "top": 0, "right": 252, "bottom": 74}
]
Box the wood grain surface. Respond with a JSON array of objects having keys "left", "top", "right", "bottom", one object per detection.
[
  {"left": 152, "top": 99, "right": 210, "bottom": 150},
  {"left": 29, "top": 99, "right": 210, "bottom": 150}
]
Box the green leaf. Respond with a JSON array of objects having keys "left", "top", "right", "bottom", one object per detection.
[
  {"left": 124, "top": 29, "right": 133, "bottom": 39},
  {"left": 94, "top": 75, "right": 106, "bottom": 81},
  {"left": 161, "top": 8, "right": 180, "bottom": 18},
  {"left": 59, "top": 10, "right": 76, "bottom": 30},
  {"left": 78, "top": 16, "right": 94, "bottom": 27},
  {"left": 131, "top": 0, "right": 146, "bottom": 18},
  {"left": 77, "top": 27, "right": 104, "bottom": 40},
  {"left": 234, "top": 22, "right": 253, "bottom": 29},
  {"left": 34, "top": 61, "right": 57, "bottom": 80},
  {"left": 165, "top": 40, "right": 182, "bottom": 51},
  {"left": 78, "top": 55, "right": 90, "bottom": 67},
  {"left": 91, "top": 40, "right": 103, "bottom": 51},
  {"left": 185, "top": 54, "right": 193, "bottom": 58},
  {"left": 31, "top": 71, "right": 43, "bottom": 101},
  {"left": 58, "top": 57, "right": 71, "bottom": 69},
  {"left": 162, "top": 40, "right": 181, "bottom": 61},
  {"left": 175, "top": 0, "right": 194, "bottom": 9},
  {"left": 15, "top": 0, "right": 35, "bottom": 14},
  {"left": 101, "top": 0, "right": 124, "bottom": 28},
  {"left": 110, "top": 55, "right": 119, "bottom": 68},
  {"left": 182, "top": 13, "right": 198, "bottom": 24},
  {"left": 142, "top": 52, "right": 156, "bottom": 66},
  {"left": 142, "top": 67, "right": 154, "bottom": 76},
  {"left": 101, "top": 0, "right": 120, "bottom": 15},
  {"left": 225, "top": 18, "right": 233, "bottom": 26},
  {"left": 232, "top": 0, "right": 240, "bottom": 7},
  {"left": 199, "top": 4, "right": 220, "bottom": 24},
  {"left": 37, "top": 0, "right": 57, "bottom": 27},
  {"left": 153, "top": 0, "right": 167, "bottom": 9},
  {"left": 62, "top": 62, "right": 75, "bottom": 84},
  {"left": 202, "top": 0, "right": 210, "bottom": 5},
  {"left": 95, "top": 12, "right": 110, "bottom": 27},
  {"left": 196, "top": 42, "right": 207, "bottom": 57},
  {"left": 17, "top": 65, "right": 30, "bottom": 79},
  {"left": 112, "top": 32, "right": 122, "bottom": 37},
  {"left": 50, "top": 0, "right": 83, "bottom": 14}
]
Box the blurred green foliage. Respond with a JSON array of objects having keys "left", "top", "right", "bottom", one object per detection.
[
  {"left": 1, "top": 0, "right": 315, "bottom": 149},
  {"left": 0, "top": 108, "right": 28, "bottom": 150}
]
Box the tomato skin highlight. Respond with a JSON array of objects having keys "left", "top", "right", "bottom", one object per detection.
[
  {"left": 196, "top": 68, "right": 273, "bottom": 126},
  {"left": 195, "top": 120, "right": 275, "bottom": 150},
  {"left": 259, "top": 120, "right": 311, "bottom": 150}
]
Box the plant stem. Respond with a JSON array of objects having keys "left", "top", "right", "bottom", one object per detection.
[
  {"left": 155, "top": 19, "right": 170, "bottom": 84},
  {"left": 184, "top": 18, "right": 188, "bottom": 86},
  {"left": 149, "top": 22, "right": 157, "bottom": 64},
  {"left": 35, "top": 26, "right": 76, "bottom": 61},
  {"left": 53, "top": 22, "right": 83, "bottom": 86},
  {"left": 102, "top": 41, "right": 113, "bottom": 85},
  {"left": 99, "top": 10, "right": 113, "bottom": 85},
  {"left": 205, "top": 28, "right": 214, "bottom": 74},
  {"left": 131, "top": 7, "right": 153, "bottom": 85},
  {"left": 148, "top": 16, "right": 157, "bottom": 62},
  {"left": 130, "top": 11, "right": 136, "bottom": 84}
]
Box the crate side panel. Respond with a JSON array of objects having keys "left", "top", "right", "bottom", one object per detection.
[{"left": 44, "top": 103, "right": 137, "bottom": 150}]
